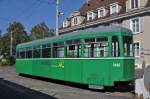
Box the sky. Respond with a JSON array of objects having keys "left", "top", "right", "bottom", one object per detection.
[{"left": 0, "top": 0, "right": 85, "bottom": 34}]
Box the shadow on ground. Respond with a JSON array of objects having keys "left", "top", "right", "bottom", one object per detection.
[
  {"left": 20, "top": 74, "right": 134, "bottom": 93},
  {"left": 0, "top": 79, "right": 57, "bottom": 99}
]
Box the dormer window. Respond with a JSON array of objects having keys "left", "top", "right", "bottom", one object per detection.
[
  {"left": 98, "top": 7, "right": 105, "bottom": 18},
  {"left": 110, "top": 3, "right": 119, "bottom": 14},
  {"left": 87, "top": 11, "right": 94, "bottom": 21},
  {"left": 63, "top": 19, "right": 70, "bottom": 28},
  {"left": 63, "top": 21, "right": 67, "bottom": 28}
]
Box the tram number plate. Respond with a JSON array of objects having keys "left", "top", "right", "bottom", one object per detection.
[{"left": 113, "top": 63, "right": 121, "bottom": 67}]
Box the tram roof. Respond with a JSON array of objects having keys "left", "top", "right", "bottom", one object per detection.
[{"left": 17, "top": 25, "right": 132, "bottom": 48}]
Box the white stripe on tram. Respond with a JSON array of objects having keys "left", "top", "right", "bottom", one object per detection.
[{"left": 16, "top": 57, "right": 134, "bottom": 60}]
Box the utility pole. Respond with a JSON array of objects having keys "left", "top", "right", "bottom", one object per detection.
[
  {"left": 56, "top": 0, "right": 60, "bottom": 36},
  {"left": 10, "top": 31, "right": 13, "bottom": 56}
]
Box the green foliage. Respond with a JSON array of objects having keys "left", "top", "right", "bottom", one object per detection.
[
  {"left": 0, "top": 21, "right": 55, "bottom": 66},
  {"left": 30, "top": 22, "right": 55, "bottom": 40},
  {"left": 0, "top": 59, "right": 9, "bottom": 66},
  {"left": 0, "top": 21, "right": 29, "bottom": 66}
]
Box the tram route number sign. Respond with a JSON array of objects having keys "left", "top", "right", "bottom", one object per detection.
[{"left": 113, "top": 63, "right": 121, "bottom": 67}]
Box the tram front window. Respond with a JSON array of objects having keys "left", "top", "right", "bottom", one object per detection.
[
  {"left": 112, "top": 36, "right": 120, "bottom": 57},
  {"left": 123, "top": 36, "right": 133, "bottom": 57}
]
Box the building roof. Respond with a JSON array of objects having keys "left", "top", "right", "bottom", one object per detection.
[
  {"left": 79, "top": 0, "right": 106, "bottom": 15},
  {"left": 79, "top": 0, "right": 126, "bottom": 15},
  {"left": 61, "top": 0, "right": 126, "bottom": 32}
]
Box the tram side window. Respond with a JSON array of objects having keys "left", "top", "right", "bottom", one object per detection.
[
  {"left": 84, "top": 37, "right": 109, "bottom": 58},
  {"left": 66, "top": 39, "right": 81, "bottom": 58},
  {"left": 42, "top": 44, "right": 51, "bottom": 58},
  {"left": 53, "top": 42, "right": 64, "bottom": 58},
  {"left": 33, "top": 46, "right": 41, "bottom": 58},
  {"left": 19, "top": 49, "right": 26, "bottom": 59},
  {"left": 26, "top": 48, "right": 32, "bottom": 58},
  {"left": 17, "top": 50, "right": 20, "bottom": 58},
  {"left": 112, "top": 36, "right": 120, "bottom": 57},
  {"left": 94, "top": 37, "right": 109, "bottom": 57},
  {"left": 84, "top": 38, "right": 95, "bottom": 57},
  {"left": 123, "top": 36, "right": 133, "bottom": 57}
]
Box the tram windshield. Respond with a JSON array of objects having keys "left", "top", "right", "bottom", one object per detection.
[{"left": 123, "top": 36, "right": 133, "bottom": 57}]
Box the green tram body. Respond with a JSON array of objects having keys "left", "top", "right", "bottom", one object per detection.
[{"left": 16, "top": 26, "right": 135, "bottom": 88}]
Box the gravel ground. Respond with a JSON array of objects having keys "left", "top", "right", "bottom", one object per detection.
[{"left": 0, "top": 66, "right": 134, "bottom": 99}]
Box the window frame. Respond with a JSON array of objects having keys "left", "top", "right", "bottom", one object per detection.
[
  {"left": 19, "top": 48, "right": 26, "bottom": 59},
  {"left": 87, "top": 11, "right": 94, "bottom": 21},
  {"left": 73, "top": 17, "right": 78, "bottom": 25},
  {"left": 130, "top": 17, "right": 141, "bottom": 34},
  {"left": 110, "top": 3, "right": 119, "bottom": 14},
  {"left": 134, "top": 41, "right": 140, "bottom": 58},
  {"left": 33, "top": 45, "right": 41, "bottom": 58},
  {"left": 42, "top": 44, "right": 51, "bottom": 58},
  {"left": 66, "top": 39, "right": 81, "bottom": 58},
  {"left": 53, "top": 42, "right": 65, "bottom": 58},
  {"left": 83, "top": 37, "right": 109, "bottom": 58},
  {"left": 98, "top": 7, "right": 105, "bottom": 18},
  {"left": 111, "top": 36, "right": 120, "bottom": 57},
  {"left": 26, "top": 47, "right": 33, "bottom": 59},
  {"left": 130, "top": 0, "right": 140, "bottom": 9},
  {"left": 123, "top": 36, "right": 134, "bottom": 57}
]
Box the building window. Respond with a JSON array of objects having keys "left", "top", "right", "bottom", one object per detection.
[
  {"left": 87, "top": 11, "right": 94, "bottom": 21},
  {"left": 110, "top": 3, "right": 119, "bottom": 14},
  {"left": 98, "top": 7, "right": 105, "bottom": 18},
  {"left": 73, "top": 17, "right": 78, "bottom": 25},
  {"left": 131, "top": 0, "right": 139, "bottom": 9},
  {"left": 130, "top": 18, "right": 140, "bottom": 33},
  {"left": 134, "top": 42, "right": 140, "bottom": 57}
]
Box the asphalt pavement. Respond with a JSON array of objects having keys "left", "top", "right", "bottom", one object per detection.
[{"left": 0, "top": 79, "right": 56, "bottom": 99}]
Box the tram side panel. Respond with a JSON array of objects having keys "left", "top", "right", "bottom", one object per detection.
[
  {"left": 82, "top": 59, "right": 111, "bottom": 86},
  {"left": 109, "top": 59, "right": 134, "bottom": 85},
  {"left": 64, "top": 59, "right": 82, "bottom": 83},
  {"left": 16, "top": 60, "right": 32, "bottom": 75},
  {"left": 32, "top": 59, "right": 52, "bottom": 78},
  {"left": 123, "top": 59, "right": 135, "bottom": 81}
]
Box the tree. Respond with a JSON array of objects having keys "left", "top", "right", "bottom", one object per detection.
[
  {"left": 7, "top": 21, "right": 30, "bottom": 44},
  {"left": 1, "top": 21, "right": 29, "bottom": 57},
  {"left": 30, "top": 22, "right": 55, "bottom": 40},
  {"left": 0, "top": 30, "right": 2, "bottom": 38}
]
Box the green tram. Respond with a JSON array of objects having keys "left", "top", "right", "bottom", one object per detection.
[{"left": 16, "top": 26, "right": 135, "bottom": 89}]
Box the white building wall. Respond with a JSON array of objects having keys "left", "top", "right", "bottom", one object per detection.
[{"left": 122, "top": 15, "right": 150, "bottom": 68}]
